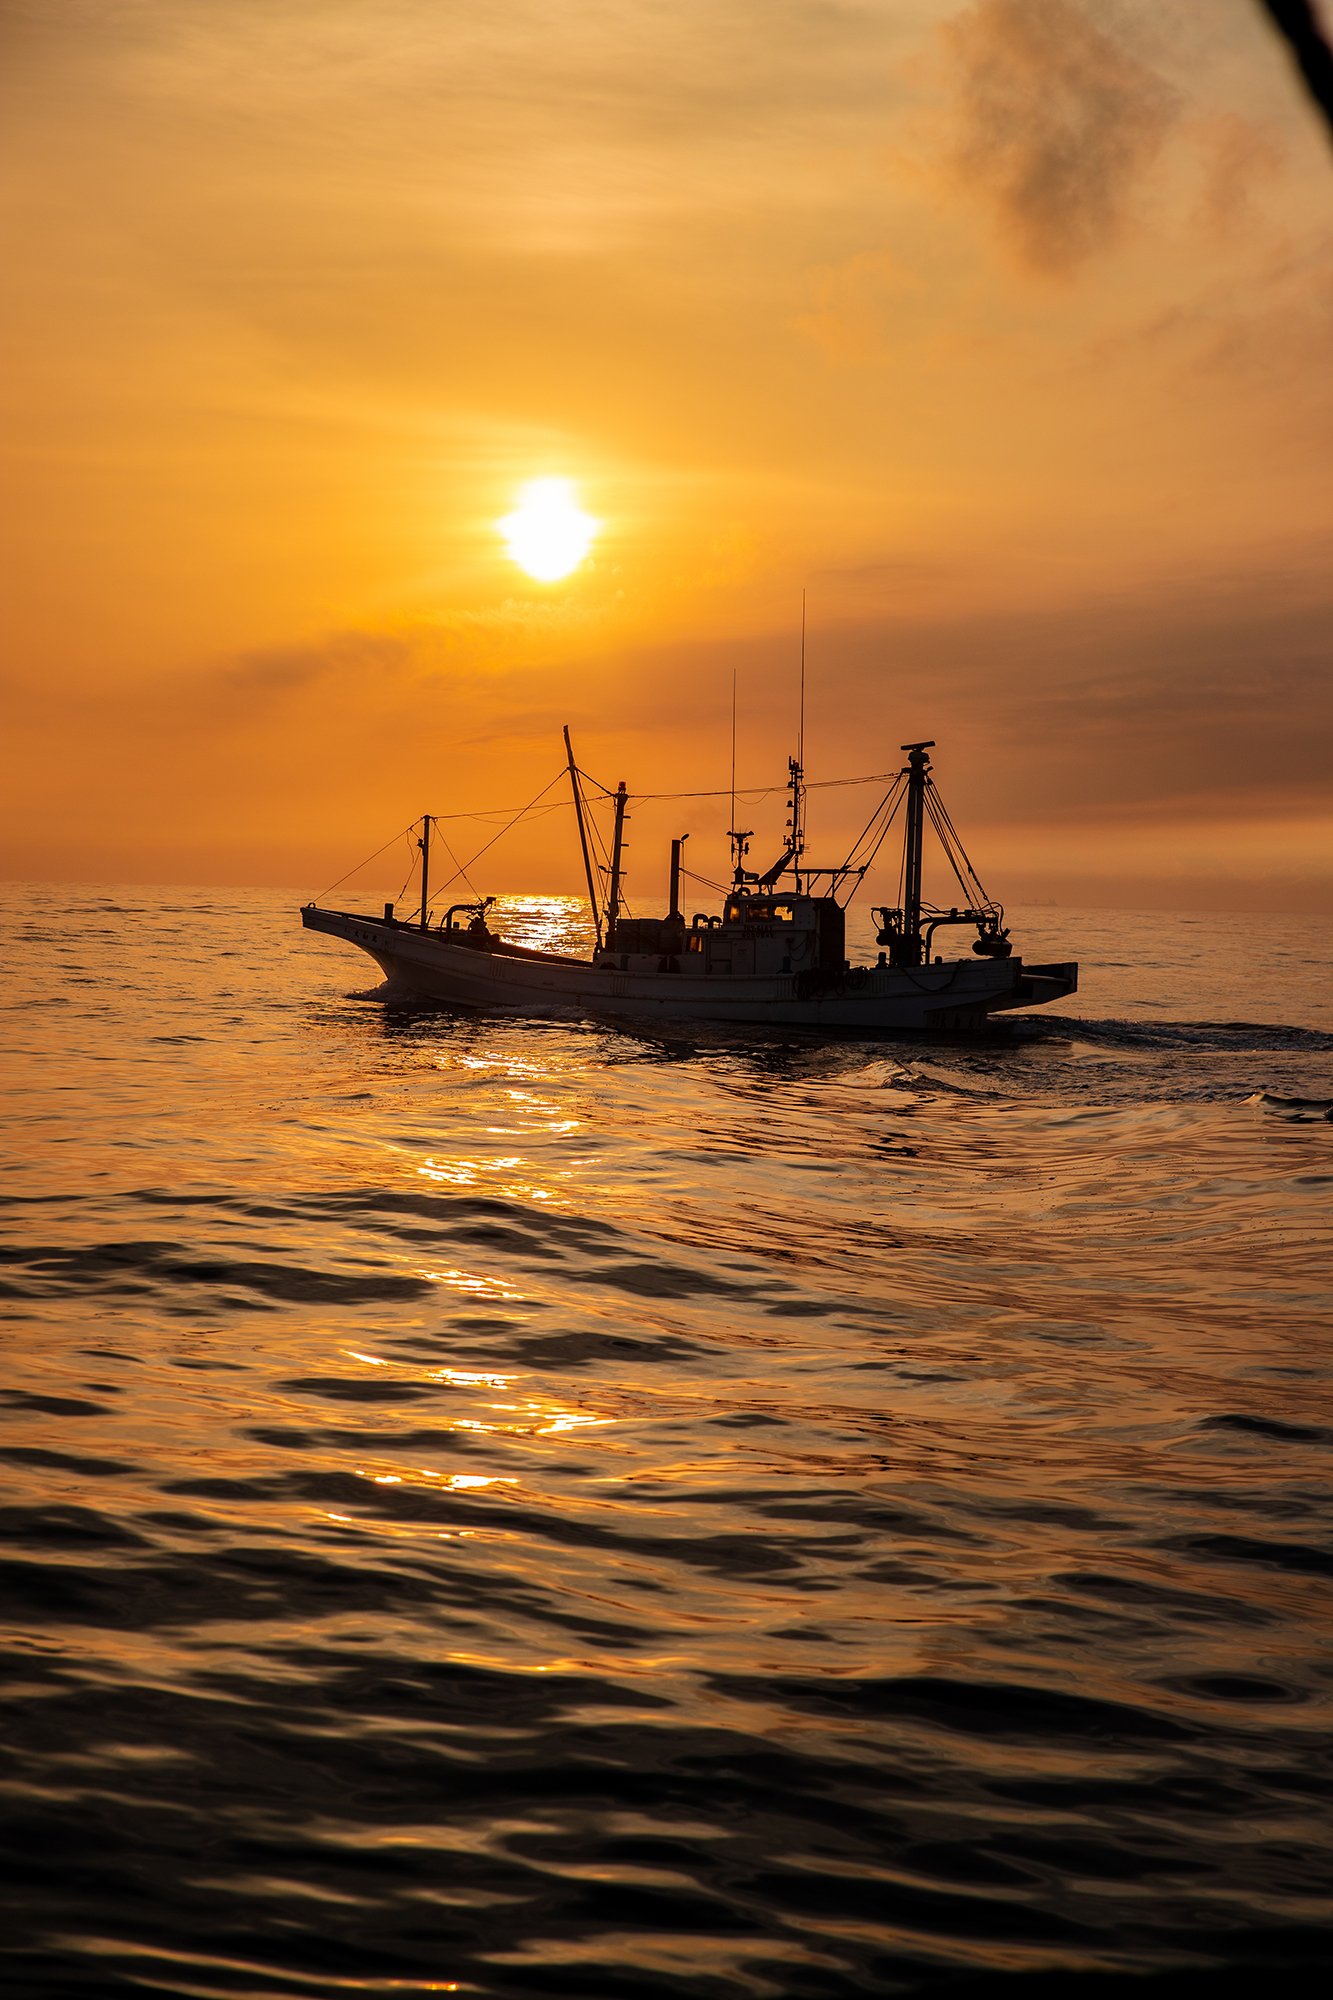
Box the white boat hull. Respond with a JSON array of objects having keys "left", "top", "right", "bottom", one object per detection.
[{"left": 302, "top": 907, "right": 1076, "bottom": 1031}]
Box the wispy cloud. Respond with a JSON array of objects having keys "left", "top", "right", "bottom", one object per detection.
[
  {"left": 225, "top": 633, "right": 409, "bottom": 694},
  {"left": 942, "top": 0, "right": 1179, "bottom": 273}
]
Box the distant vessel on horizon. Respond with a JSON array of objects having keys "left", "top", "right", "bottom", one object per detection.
[{"left": 301, "top": 734, "right": 1077, "bottom": 1032}]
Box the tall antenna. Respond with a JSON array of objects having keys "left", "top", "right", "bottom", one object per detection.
[
  {"left": 727, "top": 669, "right": 753, "bottom": 889},
  {"left": 799, "top": 589, "right": 806, "bottom": 770}
]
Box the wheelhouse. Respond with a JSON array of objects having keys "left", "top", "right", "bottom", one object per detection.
[{"left": 722, "top": 896, "right": 799, "bottom": 925}]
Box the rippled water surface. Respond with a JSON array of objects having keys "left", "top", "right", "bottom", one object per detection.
[{"left": 3, "top": 884, "right": 1332, "bottom": 1998}]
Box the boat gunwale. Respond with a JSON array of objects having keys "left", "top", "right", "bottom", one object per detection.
[{"left": 304, "top": 905, "right": 591, "bottom": 968}]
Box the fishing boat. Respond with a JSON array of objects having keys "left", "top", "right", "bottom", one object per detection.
[{"left": 301, "top": 733, "right": 1076, "bottom": 1031}]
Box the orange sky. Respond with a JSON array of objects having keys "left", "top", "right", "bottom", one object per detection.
[{"left": 3, "top": 0, "right": 1331, "bottom": 912}]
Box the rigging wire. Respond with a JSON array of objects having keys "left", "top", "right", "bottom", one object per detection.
[
  {"left": 895, "top": 789, "right": 908, "bottom": 915},
  {"left": 632, "top": 770, "right": 898, "bottom": 803},
  {"left": 923, "top": 781, "right": 996, "bottom": 910},
  {"left": 314, "top": 763, "right": 916, "bottom": 913},
  {"left": 313, "top": 823, "right": 418, "bottom": 903},
  {"left": 586, "top": 794, "right": 614, "bottom": 878},
  {"left": 586, "top": 789, "right": 622, "bottom": 918},
  {"left": 820, "top": 774, "right": 909, "bottom": 905},
  {"left": 410, "top": 800, "right": 573, "bottom": 821},
  {"left": 841, "top": 773, "right": 908, "bottom": 874},
  {"left": 392, "top": 846, "right": 421, "bottom": 908},
  {"left": 432, "top": 800, "right": 570, "bottom": 827},
  {"left": 572, "top": 763, "right": 616, "bottom": 799},
  {"left": 431, "top": 770, "right": 569, "bottom": 898},
  {"left": 928, "top": 783, "right": 992, "bottom": 898},
  {"left": 680, "top": 863, "right": 730, "bottom": 896},
  {"left": 567, "top": 763, "right": 627, "bottom": 927},
  {"left": 327, "top": 769, "right": 904, "bottom": 861},
  {"left": 923, "top": 793, "right": 971, "bottom": 904},
  {"left": 434, "top": 824, "right": 479, "bottom": 900}
]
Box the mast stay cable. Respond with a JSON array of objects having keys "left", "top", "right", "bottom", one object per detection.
[
  {"left": 392, "top": 846, "right": 422, "bottom": 909},
  {"left": 680, "top": 863, "right": 731, "bottom": 896},
  {"left": 313, "top": 824, "right": 418, "bottom": 904},
  {"left": 431, "top": 770, "right": 569, "bottom": 899},
  {"left": 923, "top": 780, "right": 997, "bottom": 913},
  {"left": 434, "top": 825, "right": 479, "bottom": 899},
  {"left": 314, "top": 765, "right": 918, "bottom": 911}
]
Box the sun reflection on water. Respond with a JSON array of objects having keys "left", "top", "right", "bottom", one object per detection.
[
  {"left": 416, "top": 1156, "right": 567, "bottom": 1206},
  {"left": 414, "top": 1264, "right": 526, "bottom": 1301},
  {"left": 335, "top": 1350, "right": 614, "bottom": 1453}
]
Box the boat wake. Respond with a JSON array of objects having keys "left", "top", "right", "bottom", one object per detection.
[
  {"left": 1016, "top": 1012, "right": 1333, "bottom": 1050},
  {"left": 1250, "top": 1090, "right": 1333, "bottom": 1121}
]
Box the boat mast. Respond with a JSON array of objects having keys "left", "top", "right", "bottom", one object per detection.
[
  {"left": 901, "top": 741, "right": 934, "bottom": 965},
  {"left": 417, "top": 814, "right": 431, "bottom": 931},
  {"left": 563, "top": 725, "right": 604, "bottom": 954},
  {"left": 607, "top": 781, "right": 628, "bottom": 946}
]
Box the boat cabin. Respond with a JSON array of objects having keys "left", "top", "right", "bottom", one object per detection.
[{"left": 595, "top": 893, "right": 845, "bottom": 976}]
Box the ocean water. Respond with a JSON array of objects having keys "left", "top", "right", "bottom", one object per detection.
[{"left": 2, "top": 882, "right": 1332, "bottom": 2000}]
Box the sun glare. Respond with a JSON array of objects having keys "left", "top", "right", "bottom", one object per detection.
[{"left": 498, "top": 478, "right": 599, "bottom": 581}]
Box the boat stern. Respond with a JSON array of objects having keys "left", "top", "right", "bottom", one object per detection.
[
  {"left": 987, "top": 958, "right": 1078, "bottom": 1014},
  {"left": 916, "top": 957, "right": 1077, "bottom": 1031}
]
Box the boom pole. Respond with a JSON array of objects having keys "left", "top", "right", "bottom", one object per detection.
[{"left": 563, "top": 725, "right": 603, "bottom": 954}]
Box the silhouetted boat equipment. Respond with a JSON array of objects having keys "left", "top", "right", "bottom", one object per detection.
[{"left": 302, "top": 735, "right": 1076, "bottom": 1030}]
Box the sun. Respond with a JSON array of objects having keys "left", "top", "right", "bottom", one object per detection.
[{"left": 498, "top": 478, "right": 599, "bottom": 581}]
